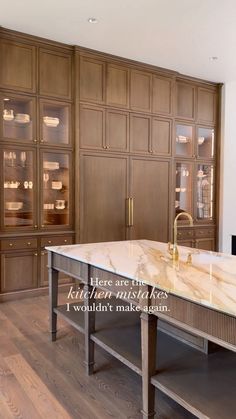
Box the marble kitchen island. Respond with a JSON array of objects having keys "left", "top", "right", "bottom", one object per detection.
[{"left": 47, "top": 240, "right": 236, "bottom": 419}]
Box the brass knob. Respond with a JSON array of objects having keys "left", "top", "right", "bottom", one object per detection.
[
  {"left": 64, "top": 239, "right": 67, "bottom": 243},
  {"left": 103, "top": 145, "right": 106, "bottom": 149},
  {"left": 150, "top": 150, "right": 153, "bottom": 154},
  {"left": 27, "top": 242, "right": 31, "bottom": 246},
  {"left": 34, "top": 253, "right": 38, "bottom": 256},
  {"left": 106, "top": 145, "right": 110, "bottom": 149},
  {"left": 41, "top": 251, "right": 45, "bottom": 256},
  {"left": 41, "top": 224, "right": 45, "bottom": 228},
  {"left": 9, "top": 243, "right": 13, "bottom": 247},
  {"left": 33, "top": 139, "right": 37, "bottom": 143},
  {"left": 48, "top": 240, "right": 52, "bottom": 244},
  {"left": 34, "top": 225, "right": 38, "bottom": 229}
]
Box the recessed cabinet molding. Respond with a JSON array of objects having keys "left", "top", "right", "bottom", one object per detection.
[
  {"left": 152, "top": 75, "right": 173, "bottom": 115},
  {"left": 106, "top": 109, "right": 129, "bottom": 152},
  {"left": 197, "top": 87, "right": 217, "bottom": 125},
  {"left": 0, "top": 39, "right": 36, "bottom": 93},
  {"left": 80, "top": 105, "right": 105, "bottom": 150},
  {"left": 130, "top": 69, "right": 152, "bottom": 112},
  {"left": 39, "top": 48, "right": 72, "bottom": 99},
  {"left": 80, "top": 56, "right": 106, "bottom": 104},
  {"left": 130, "top": 113, "right": 151, "bottom": 154},
  {"left": 176, "top": 81, "right": 195, "bottom": 120},
  {"left": 106, "top": 64, "right": 129, "bottom": 108}
]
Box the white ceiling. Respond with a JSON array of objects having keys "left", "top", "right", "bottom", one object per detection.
[{"left": 1, "top": 0, "right": 236, "bottom": 83}]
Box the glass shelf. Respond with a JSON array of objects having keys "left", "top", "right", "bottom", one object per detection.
[
  {"left": 175, "top": 163, "right": 192, "bottom": 217},
  {"left": 197, "top": 127, "right": 215, "bottom": 159},
  {"left": 3, "top": 148, "right": 35, "bottom": 227},
  {"left": 2, "top": 96, "right": 34, "bottom": 142},
  {"left": 40, "top": 100, "right": 70, "bottom": 145},
  {"left": 196, "top": 164, "right": 214, "bottom": 220},
  {"left": 175, "top": 124, "right": 193, "bottom": 157},
  {"left": 42, "top": 152, "right": 70, "bottom": 227}
]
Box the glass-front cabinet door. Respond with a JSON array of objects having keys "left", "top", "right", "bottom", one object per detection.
[
  {"left": 1, "top": 94, "right": 36, "bottom": 143},
  {"left": 195, "top": 163, "right": 214, "bottom": 221},
  {"left": 175, "top": 123, "right": 193, "bottom": 157},
  {"left": 39, "top": 100, "right": 71, "bottom": 146},
  {"left": 175, "top": 162, "right": 193, "bottom": 218},
  {"left": 41, "top": 151, "right": 71, "bottom": 229},
  {"left": 2, "top": 147, "right": 36, "bottom": 229},
  {"left": 197, "top": 127, "right": 215, "bottom": 159}
]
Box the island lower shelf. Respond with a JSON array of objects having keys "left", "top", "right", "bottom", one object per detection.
[{"left": 55, "top": 299, "right": 236, "bottom": 419}]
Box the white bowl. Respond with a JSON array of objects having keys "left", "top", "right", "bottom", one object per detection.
[
  {"left": 198, "top": 136, "right": 205, "bottom": 145},
  {"left": 43, "top": 117, "right": 59, "bottom": 127},
  {"left": 5, "top": 202, "right": 23, "bottom": 211},
  {"left": 52, "top": 181, "right": 62, "bottom": 190},
  {"left": 43, "top": 161, "right": 59, "bottom": 170},
  {"left": 15, "top": 113, "right": 30, "bottom": 124}
]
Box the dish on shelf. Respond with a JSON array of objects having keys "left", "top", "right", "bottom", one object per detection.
[
  {"left": 180, "top": 188, "right": 186, "bottom": 192},
  {"left": 198, "top": 136, "right": 205, "bottom": 145},
  {"left": 15, "top": 113, "right": 30, "bottom": 124},
  {"left": 175, "top": 187, "right": 181, "bottom": 192},
  {"left": 4, "top": 181, "right": 20, "bottom": 189},
  {"left": 175, "top": 200, "right": 180, "bottom": 208},
  {"left": 197, "top": 202, "right": 205, "bottom": 208},
  {"left": 44, "top": 203, "right": 54, "bottom": 210},
  {"left": 43, "top": 161, "right": 60, "bottom": 170},
  {"left": 5, "top": 201, "right": 23, "bottom": 211},
  {"left": 176, "top": 135, "right": 189, "bottom": 143},
  {"left": 3, "top": 109, "right": 14, "bottom": 121},
  {"left": 43, "top": 116, "right": 60, "bottom": 127},
  {"left": 52, "top": 181, "right": 62, "bottom": 190},
  {"left": 55, "top": 199, "right": 65, "bottom": 209}
]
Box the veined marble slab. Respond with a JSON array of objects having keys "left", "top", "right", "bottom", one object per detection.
[{"left": 46, "top": 240, "right": 236, "bottom": 318}]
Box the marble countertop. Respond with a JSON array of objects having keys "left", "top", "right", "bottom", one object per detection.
[{"left": 46, "top": 240, "right": 236, "bottom": 318}]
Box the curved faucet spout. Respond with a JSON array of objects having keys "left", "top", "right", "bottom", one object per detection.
[{"left": 169, "top": 212, "right": 193, "bottom": 262}]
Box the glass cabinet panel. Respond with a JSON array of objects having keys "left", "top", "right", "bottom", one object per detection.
[
  {"left": 42, "top": 152, "right": 70, "bottom": 227},
  {"left": 40, "top": 100, "right": 70, "bottom": 146},
  {"left": 2, "top": 96, "right": 34, "bottom": 142},
  {"left": 196, "top": 164, "right": 214, "bottom": 220},
  {"left": 175, "top": 124, "right": 193, "bottom": 157},
  {"left": 3, "top": 148, "right": 35, "bottom": 228},
  {"left": 175, "top": 163, "right": 192, "bottom": 217},
  {"left": 197, "top": 127, "right": 215, "bottom": 159}
]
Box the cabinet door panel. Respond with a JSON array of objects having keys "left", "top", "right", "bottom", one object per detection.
[
  {"left": 80, "top": 56, "right": 105, "bottom": 103},
  {"left": 39, "top": 49, "right": 72, "bottom": 99},
  {"left": 80, "top": 105, "right": 105, "bottom": 150},
  {"left": 130, "top": 70, "right": 151, "bottom": 112},
  {"left": 176, "top": 82, "right": 195, "bottom": 120},
  {"left": 106, "top": 110, "right": 129, "bottom": 152},
  {"left": 80, "top": 154, "right": 128, "bottom": 243},
  {"left": 130, "top": 158, "right": 169, "bottom": 242},
  {"left": 0, "top": 40, "right": 36, "bottom": 93},
  {"left": 107, "top": 64, "right": 129, "bottom": 108},
  {"left": 152, "top": 118, "right": 171, "bottom": 155},
  {"left": 130, "top": 114, "right": 151, "bottom": 154},
  {"left": 1, "top": 251, "right": 37, "bottom": 292},
  {"left": 195, "top": 238, "right": 215, "bottom": 251},
  {"left": 197, "top": 88, "right": 216, "bottom": 124},
  {"left": 152, "top": 76, "right": 173, "bottom": 115}
]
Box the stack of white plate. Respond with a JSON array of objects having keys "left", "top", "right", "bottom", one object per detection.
[
  {"left": 15, "top": 113, "right": 30, "bottom": 124},
  {"left": 43, "top": 116, "right": 60, "bottom": 127}
]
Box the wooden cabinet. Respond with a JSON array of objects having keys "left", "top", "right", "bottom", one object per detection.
[
  {"left": 152, "top": 75, "right": 173, "bottom": 116},
  {"left": 130, "top": 114, "right": 151, "bottom": 154},
  {"left": 1, "top": 251, "right": 38, "bottom": 292},
  {"left": 196, "top": 238, "right": 215, "bottom": 251},
  {"left": 106, "top": 64, "right": 129, "bottom": 108},
  {"left": 80, "top": 105, "right": 105, "bottom": 150},
  {"left": 176, "top": 81, "right": 195, "bottom": 120},
  {"left": 197, "top": 88, "right": 216, "bottom": 125},
  {"left": 80, "top": 56, "right": 105, "bottom": 104},
  {"left": 39, "top": 99, "right": 72, "bottom": 147},
  {"left": 80, "top": 153, "right": 128, "bottom": 243},
  {"left": 130, "top": 158, "right": 169, "bottom": 242},
  {"left": 152, "top": 117, "right": 171, "bottom": 155},
  {"left": 39, "top": 48, "right": 72, "bottom": 99},
  {"left": 106, "top": 110, "right": 129, "bottom": 152},
  {"left": 130, "top": 70, "right": 151, "bottom": 112},
  {"left": 0, "top": 39, "right": 36, "bottom": 93}
]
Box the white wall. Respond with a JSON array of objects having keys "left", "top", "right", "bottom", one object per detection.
[{"left": 220, "top": 82, "right": 236, "bottom": 253}]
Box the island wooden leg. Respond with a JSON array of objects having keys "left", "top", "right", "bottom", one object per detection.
[
  {"left": 84, "top": 283, "right": 96, "bottom": 375},
  {"left": 48, "top": 252, "right": 59, "bottom": 342},
  {"left": 141, "top": 312, "right": 157, "bottom": 419}
]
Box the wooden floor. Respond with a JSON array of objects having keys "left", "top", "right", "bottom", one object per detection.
[{"left": 0, "top": 293, "right": 195, "bottom": 419}]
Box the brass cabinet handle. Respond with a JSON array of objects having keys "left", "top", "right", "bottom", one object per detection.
[
  {"left": 126, "top": 198, "right": 134, "bottom": 227},
  {"left": 48, "top": 240, "right": 52, "bottom": 244},
  {"left": 9, "top": 243, "right": 13, "bottom": 247},
  {"left": 34, "top": 253, "right": 38, "bottom": 256},
  {"left": 34, "top": 225, "right": 38, "bottom": 229},
  {"left": 149, "top": 149, "right": 153, "bottom": 154},
  {"left": 64, "top": 239, "right": 67, "bottom": 243},
  {"left": 41, "top": 251, "right": 45, "bottom": 256},
  {"left": 27, "top": 242, "right": 31, "bottom": 246},
  {"left": 33, "top": 139, "right": 37, "bottom": 143}
]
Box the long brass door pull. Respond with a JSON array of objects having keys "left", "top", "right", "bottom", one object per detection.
[{"left": 126, "top": 198, "right": 134, "bottom": 227}]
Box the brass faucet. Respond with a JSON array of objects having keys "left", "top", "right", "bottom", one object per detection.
[{"left": 168, "top": 212, "right": 193, "bottom": 262}]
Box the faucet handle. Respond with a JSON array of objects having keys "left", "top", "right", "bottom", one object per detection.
[
  {"left": 186, "top": 252, "right": 192, "bottom": 265},
  {"left": 168, "top": 242, "right": 173, "bottom": 255}
]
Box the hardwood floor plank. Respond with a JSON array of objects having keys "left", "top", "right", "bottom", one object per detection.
[{"left": 5, "top": 354, "right": 71, "bottom": 419}]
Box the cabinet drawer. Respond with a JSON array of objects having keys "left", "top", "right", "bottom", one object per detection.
[
  {"left": 1, "top": 238, "right": 38, "bottom": 251},
  {"left": 195, "top": 228, "right": 215, "bottom": 238},
  {"left": 177, "top": 229, "right": 194, "bottom": 240},
  {"left": 41, "top": 235, "right": 73, "bottom": 248}
]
